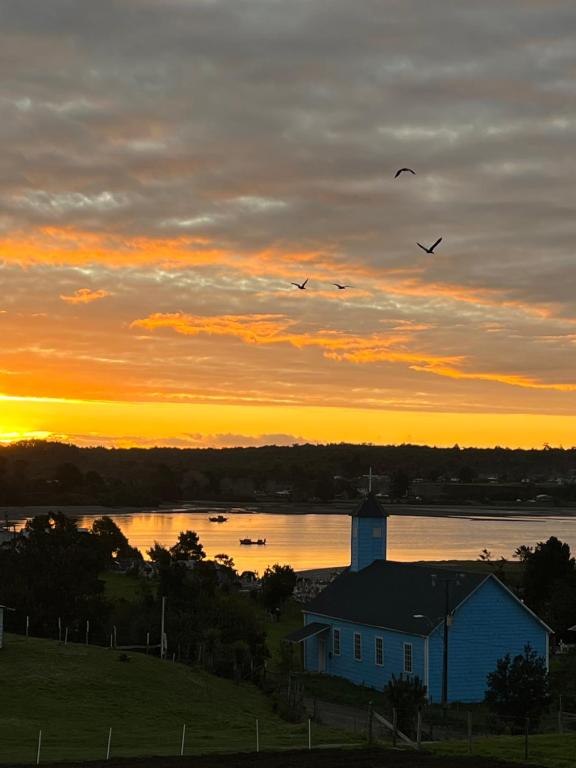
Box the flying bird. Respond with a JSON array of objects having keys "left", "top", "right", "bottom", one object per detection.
[
  {"left": 291, "top": 279, "right": 309, "bottom": 290},
  {"left": 332, "top": 283, "right": 353, "bottom": 290},
  {"left": 417, "top": 237, "right": 442, "bottom": 254},
  {"left": 394, "top": 168, "right": 416, "bottom": 178}
]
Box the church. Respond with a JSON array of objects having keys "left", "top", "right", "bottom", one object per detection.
[{"left": 286, "top": 493, "right": 551, "bottom": 703}]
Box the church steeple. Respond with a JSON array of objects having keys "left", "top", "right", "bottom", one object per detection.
[{"left": 350, "top": 490, "right": 388, "bottom": 572}]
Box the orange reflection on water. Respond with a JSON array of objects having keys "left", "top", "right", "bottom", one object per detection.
[{"left": 78, "top": 510, "right": 576, "bottom": 574}]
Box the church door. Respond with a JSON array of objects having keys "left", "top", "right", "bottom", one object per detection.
[{"left": 318, "top": 637, "right": 326, "bottom": 673}]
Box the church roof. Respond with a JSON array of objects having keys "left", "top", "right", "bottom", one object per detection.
[
  {"left": 351, "top": 492, "right": 388, "bottom": 518},
  {"left": 305, "top": 560, "right": 488, "bottom": 636}
]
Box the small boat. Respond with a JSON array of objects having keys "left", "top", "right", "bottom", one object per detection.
[
  {"left": 208, "top": 515, "right": 228, "bottom": 523},
  {"left": 239, "top": 538, "right": 267, "bottom": 545}
]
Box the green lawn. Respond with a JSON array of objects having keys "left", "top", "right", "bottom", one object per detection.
[
  {"left": 264, "top": 600, "right": 303, "bottom": 670},
  {"left": 432, "top": 733, "right": 576, "bottom": 768},
  {"left": 0, "top": 634, "right": 360, "bottom": 764}
]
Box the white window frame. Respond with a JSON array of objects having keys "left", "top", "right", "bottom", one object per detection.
[
  {"left": 403, "top": 642, "right": 413, "bottom": 673},
  {"left": 333, "top": 628, "right": 341, "bottom": 657},
  {"left": 353, "top": 632, "right": 362, "bottom": 661},
  {"left": 375, "top": 636, "right": 384, "bottom": 666}
]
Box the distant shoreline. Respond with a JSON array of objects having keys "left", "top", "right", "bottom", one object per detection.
[{"left": 3, "top": 500, "right": 576, "bottom": 521}]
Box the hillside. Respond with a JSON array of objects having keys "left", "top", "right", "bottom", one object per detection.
[{"left": 0, "top": 635, "right": 354, "bottom": 764}]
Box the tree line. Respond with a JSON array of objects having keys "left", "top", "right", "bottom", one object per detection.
[{"left": 2, "top": 440, "right": 576, "bottom": 505}]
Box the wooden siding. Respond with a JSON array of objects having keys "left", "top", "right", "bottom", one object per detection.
[
  {"left": 303, "top": 613, "right": 425, "bottom": 688},
  {"left": 427, "top": 576, "right": 549, "bottom": 703},
  {"left": 350, "top": 517, "right": 387, "bottom": 572}
]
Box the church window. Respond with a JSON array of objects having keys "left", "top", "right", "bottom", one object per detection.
[
  {"left": 375, "top": 636, "right": 384, "bottom": 666},
  {"left": 333, "top": 628, "right": 341, "bottom": 656},
  {"left": 403, "top": 643, "right": 413, "bottom": 673},
  {"left": 353, "top": 632, "right": 362, "bottom": 661}
]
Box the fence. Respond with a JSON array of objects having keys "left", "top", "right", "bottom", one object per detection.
[
  {"left": 0, "top": 717, "right": 362, "bottom": 765},
  {"left": 307, "top": 693, "right": 576, "bottom": 761}
]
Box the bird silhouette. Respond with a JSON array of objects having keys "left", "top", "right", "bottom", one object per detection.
[
  {"left": 332, "top": 283, "right": 353, "bottom": 290},
  {"left": 394, "top": 168, "right": 416, "bottom": 178},
  {"left": 416, "top": 237, "right": 442, "bottom": 254},
  {"left": 291, "top": 278, "right": 309, "bottom": 290}
]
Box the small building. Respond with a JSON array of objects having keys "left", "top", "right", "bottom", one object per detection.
[{"left": 285, "top": 493, "right": 551, "bottom": 703}]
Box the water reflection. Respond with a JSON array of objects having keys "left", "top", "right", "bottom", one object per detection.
[{"left": 77, "top": 510, "right": 576, "bottom": 574}]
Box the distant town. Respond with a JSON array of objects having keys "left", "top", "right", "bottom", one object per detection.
[{"left": 2, "top": 441, "right": 576, "bottom": 508}]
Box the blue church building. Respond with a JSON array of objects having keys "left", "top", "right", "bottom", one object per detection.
[{"left": 287, "top": 494, "right": 551, "bottom": 703}]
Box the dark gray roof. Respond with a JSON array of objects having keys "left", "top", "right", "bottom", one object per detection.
[
  {"left": 284, "top": 622, "right": 330, "bottom": 643},
  {"left": 351, "top": 492, "right": 388, "bottom": 518},
  {"left": 305, "top": 560, "right": 488, "bottom": 636}
]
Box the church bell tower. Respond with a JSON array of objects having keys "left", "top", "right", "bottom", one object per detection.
[{"left": 350, "top": 486, "right": 388, "bottom": 572}]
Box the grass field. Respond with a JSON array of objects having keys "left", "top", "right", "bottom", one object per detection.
[
  {"left": 0, "top": 634, "right": 359, "bottom": 764},
  {"left": 432, "top": 733, "right": 576, "bottom": 768}
]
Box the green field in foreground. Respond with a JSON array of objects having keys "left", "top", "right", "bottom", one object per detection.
[
  {"left": 0, "top": 634, "right": 359, "bottom": 764},
  {"left": 432, "top": 733, "right": 576, "bottom": 768}
]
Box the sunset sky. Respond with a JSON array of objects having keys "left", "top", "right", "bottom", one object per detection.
[{"left": 2, "top": 0, "right": 576, "bottom": 449}]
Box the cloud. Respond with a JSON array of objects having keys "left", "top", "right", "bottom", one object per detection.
[
  {"left": 131, "top": 311, "right": 459, "bottom": 368},
  {"left": 59, "top": 287, "right": 111, "bottom": 304},
  {"left": 1, "top": 0, "right": 576, "bottom": 440}
]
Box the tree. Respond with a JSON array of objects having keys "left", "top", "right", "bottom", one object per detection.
[
  {"left": 54, "top": 462, "right": 84, "bottom": 492},
  {"left": 170, "top": 530, "right": 205, "bottom": 562},
  {"left": 91, "top": 516, "right": 135, "bottom": 560},
  {"left": 261, "top": 564, "right": 297, "bottom": 611},
  {"left": 478, "top": 548, "right": 492, "bottom": 562},
  {"left": 147, "top": 542, "right": 172, "bottom": 568},
  {"left": 390, "top": 469, "right": 410, "bottom": 500},
  {"left": 214, "top": 553, "right": 236, "bottom": 571},
  {"left": 523, "top": 537, "right": 575, "bottom": 610},
  {"left": 1, "top": 512, "right": 108, "bottom": 636},
  {"left": 457, "top": 465, "right": 477, "bottom": 483},
  {"left": 485, "top": 644, "right": 550, "bottom": 731},
  {"left": 384, "top": 674, "right": 427, "bottom": 736},
  {"left": 513, "top": 545, "right": 533, "bottom": 562}
]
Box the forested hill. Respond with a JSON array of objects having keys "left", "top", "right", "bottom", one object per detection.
[{"left": 1, "top": 440, "right": 576, "bottom": 507}]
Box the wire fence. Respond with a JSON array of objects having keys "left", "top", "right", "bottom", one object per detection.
[{"left": 0, "top": 718, "right": 362, "bottom": 766}]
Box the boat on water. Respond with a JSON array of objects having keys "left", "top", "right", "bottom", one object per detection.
[
  {"left": 239, "top": 538, "right": 266, "bottom": 545},
  {"left": 208, "top": 515, "right": 228, "bottom": 523}
]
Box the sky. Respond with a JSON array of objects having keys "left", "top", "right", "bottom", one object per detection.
[{"left": 2, "top": 0, "right": 576, "bottom": 449}]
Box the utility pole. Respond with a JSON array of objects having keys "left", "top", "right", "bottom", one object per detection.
[
  {"left": 442, "top": 578, "right": 450, "bottom": 711},
  {"left": 431, "top": 572, "right": 464, "bottom": 715}
]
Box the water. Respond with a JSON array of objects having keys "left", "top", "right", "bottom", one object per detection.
[{"left": 76, "top": 507, "right": 576, "bottom": 574}]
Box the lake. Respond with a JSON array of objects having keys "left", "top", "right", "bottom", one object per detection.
[{"left": 76, "top": 506, "right": 576, "bottom": 573}]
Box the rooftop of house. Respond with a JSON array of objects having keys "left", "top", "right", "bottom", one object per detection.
[{"left": 305, "top": 560, "right": 489, "bottom": 636}]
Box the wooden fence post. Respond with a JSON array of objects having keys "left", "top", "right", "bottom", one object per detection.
[
  {"left": 558, "top": 695, "right": 563, "bottom": 734},
  {"left": 416, "top": 709, "right": 422, "bottom": 749},
  {"left": 524, "top": 718, "right": 529, "bottom": 761},
  {"left": 392, "top": 708, "right": 398, "bottom": 748},
  {"left": 36, "top": 730, "right": 42, "bottom": 765},
  {"left": 367, "top": 701, "right": 373, "bottom": 744},
  {"left": 467, "top": 711, "right": 472, "bottom": 754},
  {"left": 180, "top": 724, "right": 186, "bottom": 756}
]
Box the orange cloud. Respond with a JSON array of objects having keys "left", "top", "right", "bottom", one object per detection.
[
  {"left": 60, "top": 288, "right": 111, "bottom": 304},
  {"left": 412, "top": 364, "right": 576, "bottom": 392},
  {"left": 131, "top": 311, "right": 460, "bottom": 366}
]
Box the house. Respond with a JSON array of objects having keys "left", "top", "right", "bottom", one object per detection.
[{"left": 285, "top": 493, "right": 551, "bottom": 703}]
